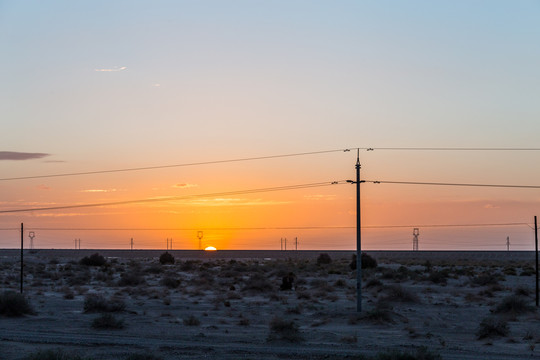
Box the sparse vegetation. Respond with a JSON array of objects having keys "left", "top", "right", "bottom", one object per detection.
[
  {"left": 492, "top": 295, "right": 535, "bottom": 316},
  {"left": 183, "top": 315, "right": 200, "bottom": 326},
  {"left": 0, "top": 291, "right": 34, "bottom": 317},
  {"left": 383, "top": 284, "right": 420, "bottom": 303},
  {"left": 84, "top": 294, "right": 125, "bottom": 313},
  {"left": 350, "top": 253, "right": 378, "bottom": 270},
  {"left": 268, "top": 317, "right": 303, "bottom": 342},
  {"left": 80, "top": 253, "right": 106, "bottom": 267},
  {"left": 476, "top": 317, "right": 509, "bottom": 339},
  {"left": 317, "top": 253, "right": 332, "bottom": 265},
  {"left": 24, "top": 349, "right": 90, "bottom": 360},
  {"left": 91, "top": 313, "right": 125, "bottom": 329},
  {"left": 159, "top": 252, "right": 175, "bottom": 265},
  {"left": 372, "top": 347, "right": 442, "bottom": 360}
]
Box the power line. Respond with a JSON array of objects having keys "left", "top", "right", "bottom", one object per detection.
[
  {"left": 366, "top": 180, "right": 540, "bottom": 189},
  {"left": 0, "top": 148, "right": 350, "bottom": 182},
  {"left": 0, "top": 180, "right": 347, "bottom": 214},
  {"left": 3, "top": 146, "right": 540, "bottom": 182},
  {"left": 3, "top": 222, "right": 528, "bottom": 232}
]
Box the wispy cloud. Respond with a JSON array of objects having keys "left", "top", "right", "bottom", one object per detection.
[
  {"left": 36, "top": 184, "right": 50, "bottom": 191},
  {"left": 173, "top": 183, "right": 198, "bottom": 189},
  {"left": 94, "top": 66, "right": 127, "bottom": 72},
  {"left": 81, "top": 189, "right": 121, "bottom": 193},
  {"left": 304, "top": 194, "right": 336, "bottom": 201},
  {"left": 0, "top": 151, "right": 50, "bottom": 161},
  {"left": 185, "top": 198, "right": 290, "bottom": 207}
]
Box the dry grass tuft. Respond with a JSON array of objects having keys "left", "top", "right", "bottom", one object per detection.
[
  {"left": 268, "top": 317, "right": 303, "bottom": 342},
  {"left": 0, "top": 291, "right": 34, "bottom": 317}
]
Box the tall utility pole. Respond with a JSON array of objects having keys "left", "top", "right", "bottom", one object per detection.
[
  {"left": 197, "top": 231, "right": 203, "bottom": 250},
  {"left": 535, "top": 216, "right": 538, "bottom": 307},
  {"left": 130, "top": 238, "right": 134, "bottom": 251},
  {"left": 347, "top": 149, "right": 364, "bottom": 312},
  {"left": 506, "top": 236, "right": 510, "bottom": 251},
  {"left": 20, "top": 223, "right": 24, "bottom": 294}
]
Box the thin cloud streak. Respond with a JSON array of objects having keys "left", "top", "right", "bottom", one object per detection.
[
  {"left": 0, "top": 151, "right": 50, "bottom": 160},
  {"left": 94, "top": 66, "right": 127, "bottom": 72}
]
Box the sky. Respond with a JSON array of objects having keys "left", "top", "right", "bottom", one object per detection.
[{"left": 1, "top": 1, "right": 540, "bottom": 250}]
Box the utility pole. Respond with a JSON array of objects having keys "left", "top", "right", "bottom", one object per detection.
[
  {"left": 130, "top": 238, "right": 134, "bottom": 251},
  {"left": 347, "top": 149, "right": 365, "bottom": 312},
  {"left": 506, "top": 236, "right": 510, "bottom": 251},
  {"left": 295, "top": 237, "right": 298, "bottom": 251},
  {"left": 535, "top": 216, "right": 538, "bottom": 307},
  {"left": 20, "top": 223, "right": 24, "bottom": 294}
]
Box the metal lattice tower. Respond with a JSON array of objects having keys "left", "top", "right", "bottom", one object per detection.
[
  {"left": 28, "top": 231, "right": 35, "bottom": 250},
  {"left": 197, "top": 231, "right": 203, "bottom": 250},
  {"left": 412, "top": 228, "right": 420, "bottom": 251}
]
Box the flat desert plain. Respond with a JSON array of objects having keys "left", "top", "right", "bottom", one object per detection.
[{"left": 0, "top": 250, "right": 539, "bottom": 360}]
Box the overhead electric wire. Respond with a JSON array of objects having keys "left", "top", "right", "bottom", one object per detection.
[
  {"left": 9, "top": 222, "right": 529, "bottom": 231},
  {"left": 365, "top": 180, "right": 540, "bottom": 189},
  {"left": 0, "top": 148, "right": 350, "bottom": 181},
  {"left": 0, "top": 180, "right": 347, "bottom": 214},
  {"left": 3, "top": 146, "right": 540, "bottom": 182}
]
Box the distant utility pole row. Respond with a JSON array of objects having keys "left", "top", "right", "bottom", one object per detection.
[{"left": 280, "top": 237, "right": 298, "bottom": 251}]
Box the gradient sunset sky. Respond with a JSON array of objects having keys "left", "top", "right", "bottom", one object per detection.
[{"left": 1, "top": 1, "right": 539, "bottom": 250}]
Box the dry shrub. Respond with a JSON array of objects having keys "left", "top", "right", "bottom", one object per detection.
[
  {"left": 161, "top": 275, "right": 181, "bottom": 289},
  {"left": 118, "top": 272, "right": 145, "bottom": 287},
  {"left": 0, "top": 291, "right": 34, "bottom": 317},
  {"left": 183, "top": 315, "right": 200, "bottom": 326},
  {"left": 91, "top": 313, "right": 125, "bottom": 329},
  {"left": 476, "top": 317, "right": 509, "bottom": 339},
  {"left": 316, "top": 253, "right": 332, "bottom": 265},
  {"left": 159, "top": 252, "right": 175, "bottom": 265},
  {"left": 242, "top": 273, "right": 273, "bottom": 293},
  {"left": 268, "top": 317, "right": 303, "bottom": 342},
  {"left": 471, "top": 273, "right": 502, "bottom": 286},
  {"left": 124, "top": 354, "right": 163, "bottom": 360},
  {"left": 383, "top": 285, "right": 420, "bottom": 303},
  {"left": 80, "top": 253, "right": 106, "bottom": 267},
  {"left": 492, "top": 295, "right": 534, "bottom": 316},
  {"left": 374, "top": 347, "right": 442, "bottom": 360},
  {"left": 84, "top": 294, "right": 125, "bottom": 313},
  {"left": 350, "top": 253, "right": 378, "bottom": 270},
  {"left": 23, "top": 349, "right": 89, "bottom": 360}
]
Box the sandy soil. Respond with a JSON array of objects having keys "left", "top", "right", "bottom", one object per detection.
[{"left": 0, "top": 250, "right": 539, "bottom": 359}]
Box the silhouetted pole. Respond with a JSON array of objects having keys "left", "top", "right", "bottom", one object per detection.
[
  {"left": 347, "top": 150, "right": 364, "bottom": 312},
  {"left": 535, "top": 216, "right": 538, "bottom": 307},
  {"left": 20, "top": 223, "right": 24, "bottom": 294}
]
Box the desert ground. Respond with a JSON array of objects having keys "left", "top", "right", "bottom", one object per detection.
[{"left": 0, "top": 250, "right": 539, "bottom": 360}]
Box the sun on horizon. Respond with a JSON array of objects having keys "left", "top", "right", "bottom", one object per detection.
[{"left": 204, "top": 246, "right": 217, "bottom": 251}]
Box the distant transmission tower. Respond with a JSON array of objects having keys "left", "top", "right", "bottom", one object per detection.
[
  {"left": 28, "top": 231, "right": 35, "bottom": 250},
  {"left": 412, "top": 228, "right": 419, "bottom": 251},
  {"left": 197, "top": 231, "right": 203, "bottom": 250},
  {"left": 506, "top": 236, "right": 510, "bottom": 251}
]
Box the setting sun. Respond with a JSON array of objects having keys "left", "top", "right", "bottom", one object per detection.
[{"left": 204, "top": 246, "right": 217, "bottom": 251}]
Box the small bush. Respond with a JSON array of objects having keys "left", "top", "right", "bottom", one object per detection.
[
  {"left": 242, "top": 273, "right": 273, "bottom": 293},
  {"left": 316, "top": 253, "right": 332, "bottom": 265},
  {"left": 161, "top": 276, "right": 181, "bottom": 289},
  {"left": 476, "top": 317, "right": 509, "bottom": 339},
  {"left": 84, "top": 294, "right": 125, "bottom": 313},
  {"left": 80, "top": 253, "right": 106, "bottom": 267},
  {"left": 91, "top": 313, "right": 124, "bottom": 329},
  {"left": 350, "top": 253, "right": 378, "bottom": 270},
  {"left": 492, "top": 295, "right": 534, "bottom": 315},
  {"left": 24, "top": 349, "right": 88, "bottom": 360},
  {"left": 426, "top": 270, "right": 450, "bottom": 285},
  {"left": 0, "top": 291, "right": 34, "bottom": 317},
  {"left": 124, "top": 354, "right": 163, "bottom": 360},
  {"left": 268, "top": 317, "right": 303, "bottom": 342},
  {"left": 118, "top": 272, "right": 145, "bottom": 287},
  {"left": 383, "top": 285, "right": 419, "bottom": 303},
  {"left": 159, "top": 252, "right": 175, "bottom": 265},
  {"left": 374, "top": 347, "right": 442, "bottom": 360},
  {"left": 183, "top": 315, "right": 200, "bottom": 326}
]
